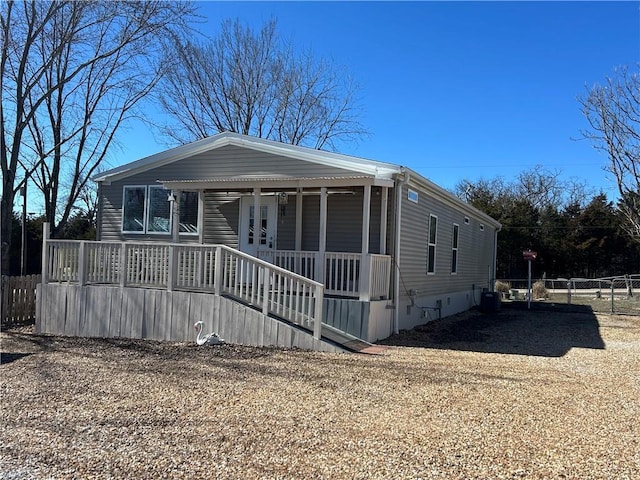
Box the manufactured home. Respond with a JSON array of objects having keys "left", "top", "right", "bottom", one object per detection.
[{"left": 37, "top": 132, "right": 500, "bottom": 352}]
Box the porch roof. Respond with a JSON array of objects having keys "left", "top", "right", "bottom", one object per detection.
[{"left": 158, "top": 174, "right": 395, "bottom": 190}]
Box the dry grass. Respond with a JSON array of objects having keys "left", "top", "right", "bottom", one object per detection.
[{"left": 1, "top": 307, "right": 639, "bottom": 479}]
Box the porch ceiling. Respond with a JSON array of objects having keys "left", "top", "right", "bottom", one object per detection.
[{"left": 158, "top": 175, "right": 395, "bottom": 190}]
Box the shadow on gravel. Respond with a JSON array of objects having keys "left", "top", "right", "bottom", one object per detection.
[
  {"left": 380, "top": 302, "right": 606, "bottom": 357},
  {"left": 0, "top": 352, "right": 33, "bottom": 365}
]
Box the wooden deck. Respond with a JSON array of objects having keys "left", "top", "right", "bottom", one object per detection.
[{"left": 38, "top": 231, "right": 391, "bottom": 350}]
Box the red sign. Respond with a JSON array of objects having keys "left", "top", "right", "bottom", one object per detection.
[{"left": 523, "top": 250, "right": 537, "bottom": 260}]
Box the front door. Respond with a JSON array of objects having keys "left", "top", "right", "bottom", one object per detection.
[{"left": 239, "top": 195, "right": 277, "bottom": 255}]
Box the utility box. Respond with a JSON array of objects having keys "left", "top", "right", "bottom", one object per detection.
[{"left": 480, "top": 292, "right": 501, "bottom": 312}]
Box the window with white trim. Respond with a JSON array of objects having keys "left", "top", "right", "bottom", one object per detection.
[
  {"left": 427, "top": 214, "right": 437, "bottom": 274},
  {"left": 451, "top": 223, "right": 459, "bottom": 274},
  {"left": 122, "top": 186, "right": 146, "bottom": 233},
  {"left": 121, "top": 186, "right": 200, "bottom": 235},
  {"left": 147, "top": 186, "right": 171, "bottom": 233}
]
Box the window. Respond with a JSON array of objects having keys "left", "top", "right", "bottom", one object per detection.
[
  {"left": 248, "top": 205, "right": 268, "bottom": 245},
  {"left": 451, "top": 223, "right": 459, "bottom": 274},
  {"left": 179, "top": 191, "right": 199, "bottom": 234},
  {"left": 122, "top": 186, "right": 146, "bottom": 233},
  {"left": 147, "top": 186, "right": 171, "bottom": 233},
  {"left": 121, "top": 186, "right": 200, "bottom": 235},
  {"left": 408, "top": 189, "right": 419, "bottom": 203},
  {"left": 427, "top": 214, "right": 437, "bottom": 274}
]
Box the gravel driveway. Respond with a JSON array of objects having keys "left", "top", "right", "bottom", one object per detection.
[{"left": 1, "top": 306, "right": 639, "bottom": 479}]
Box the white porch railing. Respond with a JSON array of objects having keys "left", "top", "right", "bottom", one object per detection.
[
  {"left": 42, "top": 237, "right": 325, "bottom": 339},
  {"left": 259, "top": 250, "right": 391, "bottom": 301}
]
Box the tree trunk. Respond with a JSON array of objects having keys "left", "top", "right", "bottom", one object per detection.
[{"left": 1, "top": 183, "right": 15, "bottom": 275}]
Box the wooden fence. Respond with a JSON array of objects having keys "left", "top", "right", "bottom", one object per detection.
[{"left": 1, "top": 274, "right": 41, "bottom": 326}]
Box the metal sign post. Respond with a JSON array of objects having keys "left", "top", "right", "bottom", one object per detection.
[{"left": 522, "top": 250, "right": 537, "bottom": 309}]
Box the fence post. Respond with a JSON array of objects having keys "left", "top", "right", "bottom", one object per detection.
[
  {"left": 315, "top": 251, "right": 324, "bottom": 286},
  {"left": 213, "top": 246, "right": 222, "bottom": 294},
  {"left": 567, "top": 279, "right": 571, "bottom": 305},
  {"left": 359, "top": 254, "right": 371, "bottom": 302},
  {"left": 119, "top": 243, "right": 127, "bottom": 288},
  {"left": 610, "top": 279, "right": 615, "bottom": 314},
  {"left": 78, "top": 241, "right": 86, "bottom": 286},
  {"left": 41, "top": 223, "right": 50, "bottom": 284},
  {"left": 167, "top": 244, "right": 176, "bottom": 292}
]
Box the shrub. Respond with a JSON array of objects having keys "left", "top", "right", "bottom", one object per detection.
[
  {"left": 533, "top": 280, "right": 549, "bottom": 299},
  {"left": 495, "top": 280, "right": 511, "bottom": 294}
]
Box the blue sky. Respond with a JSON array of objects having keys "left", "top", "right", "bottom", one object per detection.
[{"left": 121, "top": 1, "right": 639, "bottom": 200}]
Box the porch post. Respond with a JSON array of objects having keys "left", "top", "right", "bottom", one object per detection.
[
  {"left": 380, "top": 187, "right": 388, "bottom": 254},
  {"left": 360, "top": 185, "right": 372, "bottom": 301},
  {"left": 171, "top": 190, "right": 181, "bottom": 243},
  {"left": 361, "top": 185, "right": 371, "bottom": 255},
  {"left": 295, "top": 187, "right": 303, "bottom": 251},
  {"left": 253, "top": 187, "right": 262, "bottom": 256},
  {"left": 317, "top": 187, "right": 327, "bottom": 284},
  {"left": 197, "top": 190, "right": 205, "bottom": 244}
]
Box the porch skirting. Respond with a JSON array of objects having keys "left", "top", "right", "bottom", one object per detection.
[
  {"left": 324, "top": 298, "right": 393, "bottom": 343},
  {"left": 35, "top": 284, "right": 343, "bottom": 353}
]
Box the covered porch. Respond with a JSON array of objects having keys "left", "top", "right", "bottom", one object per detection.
[{"left": 161, "top": 175, "right": 395, "bottom": 302}]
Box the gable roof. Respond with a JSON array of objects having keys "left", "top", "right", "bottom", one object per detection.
[
  {"left": 94, "top": 131, "right": 401, "bottom": 184},
  {"left": 94, "top": 131, "right": 500, "bottom": 229}
]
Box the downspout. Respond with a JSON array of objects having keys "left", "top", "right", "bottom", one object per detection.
[{"left": 393, "top": 169, "right": 410, "bottom": 334}]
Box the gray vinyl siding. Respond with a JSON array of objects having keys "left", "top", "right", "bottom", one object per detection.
[
  {"left": 128, "top": 144, "right": 359, "bottom": 181},
  {"left": 275, "top": 196, "right": 296, "bottom": 250},
  {"left": 98, "top": 145, "right": 363, "bottom": 241},
  {"left": 202, "top": 192, "right": 240, "bottom": 247},
  {"left": 326, "top": 191, "right": 382, "bottom": 253},
  {"left": 276, "top": 189, "right": 383, "bottom": 253},
  {"left": 301, "top": 195, "right": 320, "bottom": 251},
  {"left": 398, "top": 181, "right": 496, "bottom": 298}
]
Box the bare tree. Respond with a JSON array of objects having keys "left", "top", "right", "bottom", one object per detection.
[
  {"left": 455, "top": 166, "right": 593, "bottom": 212},
  {"left": 158, "top": 18, "right": 367, "bottom": 150},
  {"left": 580, "top": 65, "right": 640, "bottom": 241},
  {"left": 1, "top": 0, "right": 196, "bottom": 273},
  {"left": 515, "top": 165, "right": 593, "bottom": 210}
]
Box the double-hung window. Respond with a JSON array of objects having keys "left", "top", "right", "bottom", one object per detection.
[
  {"left": 122, "top": 186, "right": 199, "bottom": 235},
  {"left": 427, "top": 214, "right": 438, "bottom": 274}
]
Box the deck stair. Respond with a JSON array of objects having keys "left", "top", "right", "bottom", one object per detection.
[
  {"left": 320, "top": 324, "right": 387, "bottom": 354},
  {"left": 223, "top": 292, "right": 383, "bottom": 354}
]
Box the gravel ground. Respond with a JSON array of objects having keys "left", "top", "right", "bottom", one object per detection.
[{"left": 1, "top": 307, "right": 639, "bottom": 479}]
